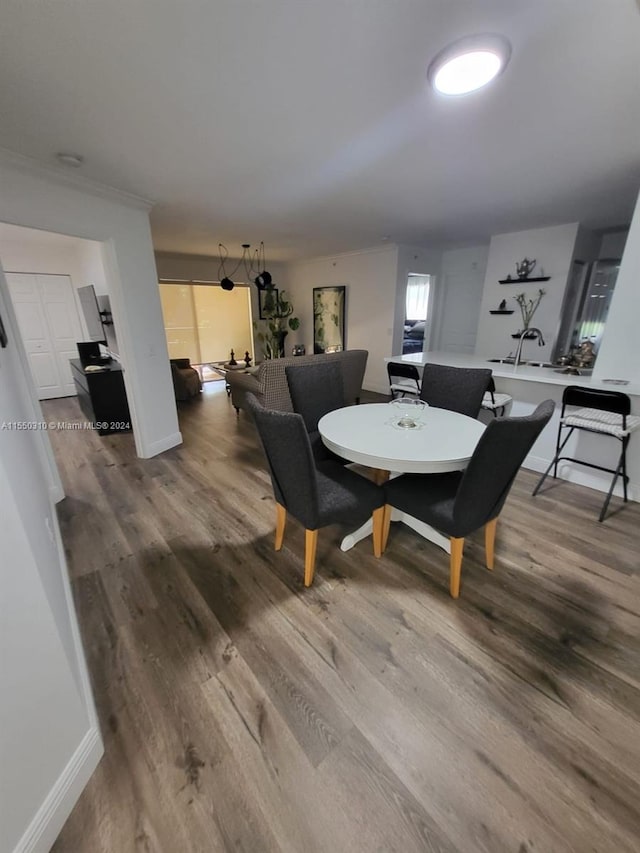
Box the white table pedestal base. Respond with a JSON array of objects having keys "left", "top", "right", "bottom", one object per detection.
[
  {"left": 392, "top": 508, "right": 451, "bottom": 554},
  {"left": 339, "top": 518, "right": 373, "bottom": 552},
  {"left": 339, "top": 507, "right": 451, "bottom": 554}
]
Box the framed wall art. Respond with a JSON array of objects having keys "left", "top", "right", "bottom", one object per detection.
[
  {"left": 259, "top": 287, "right": 278, "bottom": 320},
  {"left": 313, "top": 286, "right": 346, "bottom": 354}
]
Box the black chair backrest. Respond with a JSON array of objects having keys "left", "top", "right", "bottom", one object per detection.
[
  {"left": 420, "top": 364, "right": 492, "bottom": 418},
  {"left": 563, "top": 385, "right": 630, "bottom": 419},
  {"left": 245, "top": 393, "right": 319, "bottom": 527},
  {"left": 387, "top": 362, "right": 421, "bottom": 386},
  {"left": 454, "top": 399, "right": 555, "bottom": 533},
  {"left": 285, "top": 361, "right": 345, "bottom": 433}
]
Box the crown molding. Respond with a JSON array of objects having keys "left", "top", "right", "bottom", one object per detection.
[
  {"left": 290, "top": 242, "right": 400, "bottom": 266},
  {"left": 0, "top": 146, "right": 155, "bottom": 211}
]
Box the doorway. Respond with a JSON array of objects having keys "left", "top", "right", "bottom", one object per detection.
[{"left": 402, "top": 274, "right": 431, "bottom": 354}]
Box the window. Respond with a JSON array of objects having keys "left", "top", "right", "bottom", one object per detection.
[
  {"left": 405, "top": 275, "right": 430, "bottom": 321},
  {"left": 159, "top": 282, "right": 253, "bottom": 367}
]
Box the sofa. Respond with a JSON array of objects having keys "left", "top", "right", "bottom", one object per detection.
[
  {"left": 170, "top": 358, "right": 202, "bottom": 401},
  {"left": 402, "top": 320, "right": 425, "bottom": 354},
  {"left": 226, "top": 349, "right": 368, "bottom": 413}
]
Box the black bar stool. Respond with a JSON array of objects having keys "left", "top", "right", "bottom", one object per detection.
[
  {"left": 387, "top": 362, "right": 421, "bottom": 398},
  {"left": 532, "top": 385, "right": 640, "bottom": 521},
  {"left": 481, "top": 376, "right": 513, "bottom": 417}
]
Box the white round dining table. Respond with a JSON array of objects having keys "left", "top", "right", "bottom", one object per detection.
[{"left": 318, "top": 403, "right": 486, "bottom": 552}]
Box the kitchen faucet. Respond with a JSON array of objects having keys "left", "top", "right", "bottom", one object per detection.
[{"left": 514, "top": 327, "right": 545, "bottom": 367}]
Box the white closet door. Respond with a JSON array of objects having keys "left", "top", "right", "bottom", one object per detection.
[{"left": 6, "top": 273, "right": 82, "bottom": 399}]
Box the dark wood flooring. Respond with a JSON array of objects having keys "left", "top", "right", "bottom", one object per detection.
[{"left": 46, "top": 384, "right": 640, "bottom": 853}]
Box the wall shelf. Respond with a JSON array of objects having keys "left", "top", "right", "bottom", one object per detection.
[
  {"left": 499, "top": 276, "right": 551, "bottom": 284},
  {"left": 489, "top": 309, "right": 514, "bottom": 315},
  {"left": 511, "top": 331, "right": 539, "bottom": 340}
]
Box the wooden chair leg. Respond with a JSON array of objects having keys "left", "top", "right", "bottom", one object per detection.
[
  {"left": 485, "top": 518, "right": 498, "bottom": 570},
  {"left": 275, "top": 503, "right": 286, "bottom": 551},
  {"left": 381, "top": 504, "right": 392, "bottom": 551},
  {"left": 449, "top": 537, "right": 464, "bottom": 599},
  {"left": 304, "top": 529, "right": 319, "bottom": 587},
  {"left": 373, "top": 468, "right": 390, "bottom": 485},
  {"left": 372, "top": 507, "right": 384, "bottom": 557}
]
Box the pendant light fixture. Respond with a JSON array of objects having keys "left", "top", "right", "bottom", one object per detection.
[
  {"left": 253, "top": 241, "right": 272, "bottom": 289},
  {"left": 217, "top": 241, "right": 274, "bottom": 292}
]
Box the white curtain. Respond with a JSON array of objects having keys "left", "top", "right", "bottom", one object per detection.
[{"left": 405, "top": 275, "right": 430, "bottom": 321}]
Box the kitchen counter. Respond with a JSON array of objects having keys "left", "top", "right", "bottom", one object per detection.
[
  {"left": 385, "top": 350, "right": 639, "bottom": 502},
  {"left": 386, "top": 351, "right": 640, "bottom": 396}
]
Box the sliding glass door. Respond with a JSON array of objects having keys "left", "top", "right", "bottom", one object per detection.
[{"left": 159, "top": 283, "right": 253, "bottom": 365}]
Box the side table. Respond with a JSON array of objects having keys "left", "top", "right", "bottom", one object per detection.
[{"left": 223, "top": 361, "right": 253, "bottom": 396}]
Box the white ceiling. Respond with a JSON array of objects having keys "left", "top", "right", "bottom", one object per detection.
[{"left": 1, "top": 0, "right": 639, "bottom": 260}]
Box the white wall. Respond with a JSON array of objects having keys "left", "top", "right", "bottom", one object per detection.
[
  {"left": 285, "top": 245, "right": 400, "bottom": 394},
  {"left": 594, "top": 192, "right": 640, "bottom": 382},
  {"left": 599, "top": 228, "right": 628, "bottom": 260},
  {"left": 0, "top": 154, "right": 180, "bottom": 458},
  {"left": 475, "top": 223, "right": 579, "bottom": 362},
  {"left": 0, "top": 237, "right": 81, "bottom": 278},
  {"left": 75, "top": 238, "right": 110, "bottom": 295},
  {"left": 0, "top": 265, "right": 102, "bottom": 853},
  {"left": 571, "top": 225, "right": 601, "bottom": 267},
  {"left": 433, "top": 245, "right": 489, "bottom": 353}
]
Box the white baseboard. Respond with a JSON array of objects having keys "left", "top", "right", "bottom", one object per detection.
[
  {"left": 13, "top": 725, "right": 103, "bottom": 853},
  {"left": 524, "top": 453, "right": 639, "bottom": 502},
  {"left": 49, "top": 483, "right": 65, "bottom": 504},
  {"left": 141, "top": 430, "right": 183, "bottom": 458}
]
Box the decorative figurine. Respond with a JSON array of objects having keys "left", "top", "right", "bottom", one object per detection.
[
  {"left": 229, "top": 349, "right": 237, "bottom": 366},
  {"left": 575, "top": 340, "right": 595, "bottom": 368},
  {"left": 244, "top": 351, "right": 252, "bottom": 367},
  {"left": 499, "top": 299, "right": 507, "bottom": 310},
  {"left": 516, "top": 258, "right": 537, "bottom": 279}
]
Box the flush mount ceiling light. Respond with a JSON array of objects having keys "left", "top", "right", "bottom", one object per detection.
[
  {"left": 56, "top": 152, "right": 84, "bottom": 167},
  {"left": 428, "top": 34, "right": 511, "bottom": 96}
]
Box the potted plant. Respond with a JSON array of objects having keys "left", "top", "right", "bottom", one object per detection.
[
  {"left": 254, "top": 289, "right": 300, "bottom": 358},
  {"left": 512, "top": 288, "right": 545, "bottom": 339}
]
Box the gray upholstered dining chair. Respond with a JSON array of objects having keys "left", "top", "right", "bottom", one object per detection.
[
  {"left": 382, "top": 399, "right": 554, "bottom": 598},
  {"left": 285, "top": 361, "right": 346, "bottom": 462},
  {"left": 419, "top": 363, "right": 492, "bottom": 418},
  {"left": 246, "top": 393, "right": 385, "bottom": 586}
]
